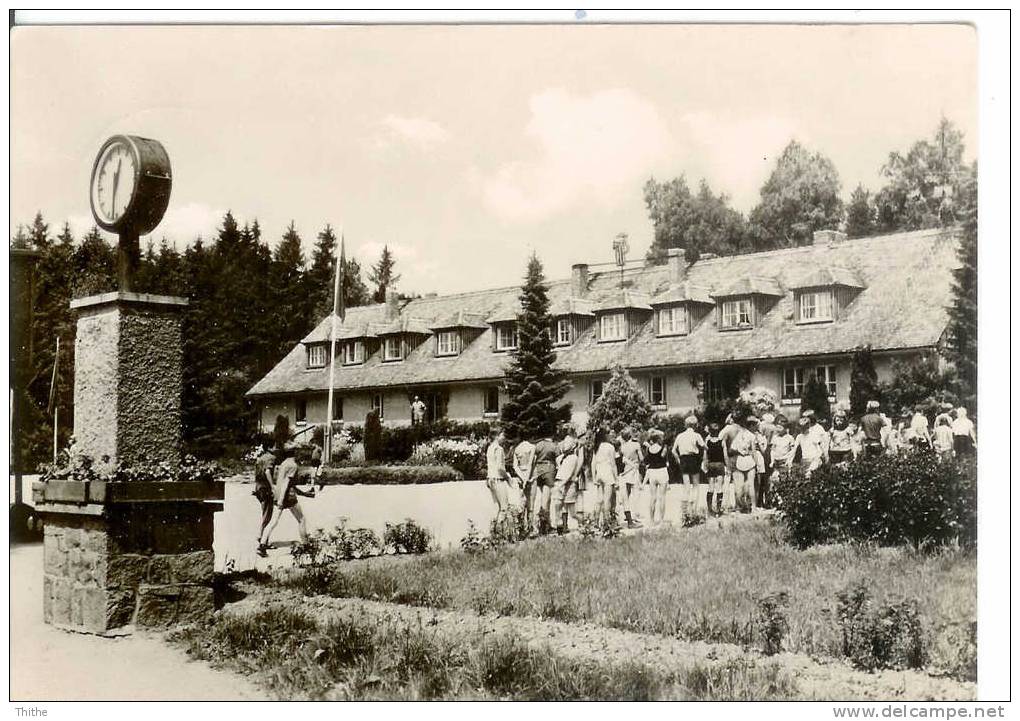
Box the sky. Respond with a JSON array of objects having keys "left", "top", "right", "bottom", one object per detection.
[{"left": 10, "top": 23, "right": 977, "bottom": 295}]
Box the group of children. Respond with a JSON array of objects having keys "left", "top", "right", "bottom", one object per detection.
[
  {"left": 484, "top": 400, "right": 978, "bottom": 531},
  {"left": 253, "top": 441, "right": 321, "bottom": 557}
]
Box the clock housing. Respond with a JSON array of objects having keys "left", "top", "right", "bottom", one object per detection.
[{"left": 89, "top": 135, "right": 172, "bottom": 235}]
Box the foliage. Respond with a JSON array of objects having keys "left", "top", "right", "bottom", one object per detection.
[
  {"left": 836, "top": 582, "right": 928, "bottom": 671},
  {"left": 587, "top": 365, "right": 653, "bottom": 434},
  {"left": 368, "top": 244, "right": 401, "bottom": 303},
  {"left": 316, "top": 464, "right": 463, "bottom": 486},
  {"left": 772, "top": 451, "right": 977, "bottom": 550},
  {"left": 877, "top": 354, "right": 959, "bottom": 421},
  {"left": 360, "top": 419, "right": 495, "bottom": 465},
  {"left": 943, "top": 163, "right": 978, "bottom": 413},
  {"left": 459, "top": 521, "right": 486, "bottom": 554},
  {"left": 578, "top": 513, "right": 622, "bottom": 539},
  {"left": 844, "top": 184, "right": 877, "bottom": 239},
  {"left": 41, "top": 444, "right": 224, "bottom": 484},
  {"left": 500, "top": 254, "right": 572, "bottom": 440},
  {"left": 408, "top": 438, "right": 485, "bottom": 478},
  {"left": 307, "top": 224, "right": 370, "bottom": 319},
  {"left": 755, "top": 592, "right": 790, "bottom": 656},
  {"left": 874, "top": 118, "right": 972, "bottom": 233},
  {"left": 383, "top": 519, "right": 433, "bottom": 554},
  {"left": 849, "top": 346, "right": 880, "bottom": 418},
  {"left": 290, "top": 519, "right": 383, "bottom": 567},
  {"left": 643, "top": 175, "right": 748, "bottom": 262},
  {"left": 364, "top": 410, "right": 383, "bottom": 461},
  {"left": 748, "top": 140, "right": 844, "bottom": 250},
  {"left": 738, "top": 386, "right": 778, "bottom": 417},
  {"left": 799, "top": 372, "right": 831, "bottom": 420},
  {"left": 460, "top": 506, "right": 531, "bottom": 552}
]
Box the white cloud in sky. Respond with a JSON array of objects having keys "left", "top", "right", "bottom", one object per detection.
[
  {"left": 66, "top": 201, "right": 226, "bottom": 249},
  {"left": 375, "top": 114, "right": 451, "bottom": 152},
  {"left": 480, "top": 88, "right": 673, "bottom": 223}
]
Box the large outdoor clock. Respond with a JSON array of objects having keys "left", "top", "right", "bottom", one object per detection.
[{"left": 89, "top": 134, "right": 172, "bottom": 236}]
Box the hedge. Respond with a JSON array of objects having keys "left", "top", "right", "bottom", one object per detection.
[{"left": 316, "top": 464, "right": 464, "bottom": 486}]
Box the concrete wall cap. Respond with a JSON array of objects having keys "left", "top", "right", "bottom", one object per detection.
[{"left": 70, "top": 292, "right": 189, "bottom": 311}]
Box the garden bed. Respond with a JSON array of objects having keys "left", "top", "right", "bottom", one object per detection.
[{"left": 315, "top": 464, "right": 467, "bottom": 485}]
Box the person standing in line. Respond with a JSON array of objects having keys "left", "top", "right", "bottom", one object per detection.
[
  {"left": 671, "top": 415, "right": 706, "bottom": 520},
  {"left": 790, "top": 415, "right": 826, "bottom": 476},
  {"left": 253, "top": 446, "right": 279, "bottom": 548},
  {"left": 568, "top": 430, "right": 588, "bottom": 522},
  {"left": 617, "top": 427, "right": 644, "bottom": 528},
  {"left": 846, "top": 418, "right": 863, "bottom": 459},
  {"left": 933, "top": 415, "right": 955, "bottom": 461},
  {"left": 729, "top": 416, "right": 759, "bottom": 512},
  {"left": 951, "top": 406, "right": 977, "bottom": 457},
  {"left": 703, "top": 422, "right": 729, "bottom": 516},
  {"left": 258, "top": 442, "right": 316, "bottom": 557},
  {"left": 643, "top": 429, "right": 670, "bottom": 525},
  {"left": 757, "top": 413, "right": 777, "bottom": 508},
  {"left": 829, "top": 414, "right": 854, "bottom": 464},
  {"left": 860, "top": 400, "right": 886, "bottom": 458},
  {"left": 769, "top": 417, "right": 795, "bottom": 489},
  {"left": 592, "top": 427, "right": 619, "bottom": 525},
  {"left": 551, "top": 435, "right": 579, "bottom": 534},
  {"left": 909, "top": 404, "right": 933, "bottom": 449},
  {"left": 512, "top": 434, "right": 537, "bottom": 525},
  {"left": 529, "top": 432, "right": 559, "bottom": 535},
  {"left": 485, "top": 428, "right": 511, "bottom": 522}
]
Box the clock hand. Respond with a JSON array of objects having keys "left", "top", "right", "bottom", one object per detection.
[{"left": 111, "top": 159, "right": 122, "bottom": 216}]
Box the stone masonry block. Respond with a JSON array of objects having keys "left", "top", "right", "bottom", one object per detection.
[
  {"left": 43, "top": 575, "right": 54, "bottom": 623},
  {"left": 71, "top": 586, "right": 84, "bottom": 626},
  {"left": 147, "top": 551, "right": 215, "bottom": 585},
  {"left": 106, "top": 590, "right": 136, "bottom": 630},
  {"left": 50, "top": 577, "right": 72, "bottom": 626},
  {"left": 105, "top": 553, "right": 150, "bottom": 588},
  {"left": 135, "top": 584, "right": 214, "bottom": 628}
]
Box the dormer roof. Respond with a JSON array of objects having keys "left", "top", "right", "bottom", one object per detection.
[
  {"left": 710, "top": 275, "right": 783, "bottom": 299},
  {"left": 594, "top": 290, "right": 653, "bottom": 313},
  {"left": 650, "top": 282, "right": 715, "bottom": 307},
  {"left": 429, "top": 311, "right": 489, "bottom": 331},
  {"left": 789, "top": 266, "right": 865, "bottom": 291},
  {"left": 549, "top": 296, "right": 595, "bottom": 317}
]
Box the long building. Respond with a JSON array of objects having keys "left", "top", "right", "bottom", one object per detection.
[{"left": 247, "top": 227, "right": 960, "bottom": 431}]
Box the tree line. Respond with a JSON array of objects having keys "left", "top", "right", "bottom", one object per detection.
[{"left": 10, "top": 212, "right": 402, "bottom": 469}]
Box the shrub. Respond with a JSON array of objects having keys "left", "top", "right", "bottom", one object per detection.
[
  {"left": 364, "top": 410, "right": 383, "bottom": 461},
  {"left": 384, "top": 519, "right": 433, "bottom": 554},
  {"left": 772, "top": 450, "right": 976, "bottom": 550},
  {"left": 587, "top": 365, "right": 653, "bottom": 434},
  {"left": 316, "top": 465, "right": 463, "bottom": 486},
  {"left": 372, "top": 419, "right": 495, "bottom": 464},
  {"left": 409, "top": 438, "right": 485, "bottom": 478},
  {"left": 836, "top": 582, "right": 928, "bottom": 671},
  {"left": 460, "top": 521, "right": 486, "bottom": 554},
  {"left": 755, "top": 592, "right": 789, "bottom": 656},
  {"left": 290, "top": 520, "right": 383, "bottom": 567}
]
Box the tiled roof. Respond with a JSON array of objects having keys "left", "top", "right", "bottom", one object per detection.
[
  {"left": 430, "top": 311, "right": 489, "bottom": 330},
  {"left": 247, "top": 228, "right": 960, "bottom": 397},
  {"left": 378, "top": 317, "right": 432, "bottom": 336},
  {"left": 650, "top": 282, "right": 714, "bottom": 306},
  {"left": 594, "top": 290, "right": 653, "bottom": 312},
  {"left": 789, "top": 266, "right": 864, "bottom": 290},
  {"left": 712, "top": 275, "right": 783, "bottom": 298},
  {"left": 550, "top": 297, "right": 595, "bottom": 317}
]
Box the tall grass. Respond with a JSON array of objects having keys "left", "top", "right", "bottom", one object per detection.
[
  {"left": 281, "top": 519, "right": 975, "bottom": 676},
  {"left": 169, "top": 606, "right": 797, "bottom": 700}
]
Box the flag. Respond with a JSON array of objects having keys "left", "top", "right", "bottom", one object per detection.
[{"left": 47, "top": 336, "right": 60, "bottom": 417}]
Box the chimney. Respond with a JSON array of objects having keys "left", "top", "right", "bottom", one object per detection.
[
  {"left": 571, "top": 263, "right": 589, "bottom": 298},
  {"left": 813, "top": 229, "right": 847, "bottom": 246},
  {"left": 666, "top": 247, "right": 687, "bottom": 284},
  {"left": 385, "top": 289, "right": 401, "bottom": 321}
]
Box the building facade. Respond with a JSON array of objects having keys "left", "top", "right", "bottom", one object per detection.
[{"left": 247, "top": 228, "right": 960, "bottom": 432}]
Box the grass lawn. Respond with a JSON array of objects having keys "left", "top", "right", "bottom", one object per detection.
[
  {"left": 282, "top": 516, "right": 976, "bottom": 678},
  {"left": 170, "top": 605, "right": 797, "bottom": 700}
]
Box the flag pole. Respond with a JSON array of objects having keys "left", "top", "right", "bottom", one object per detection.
[
  {"left": 324, "top": 229, "right": 345, "bottom": 464},
  {"left": 49, "top": 336, "right": 60, "bottom": 464}
]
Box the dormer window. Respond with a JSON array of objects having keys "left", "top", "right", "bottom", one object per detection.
[
  {"left": 797, "top": 290, "right": 834, "bottom": 323},
  {"left": 599, "top": 312, "right": 626, "bottom": 342},
  {"left": 307, "top": 344, "right": 327, "bottom": 368},
  {"left": 555, "top": 318, "right": 572, "bottom": 345},
  {"left": 383, "top": 336, "right": 403, "bottom": 362},
  {"left": 342, "top": 340, "right": 365, "bottom": 365},
  {"left": 436, "top": 330, "right": 460, "bottom": 357},
  {"left": 495, "top": 324, "right": 518, "bottom": 351},
  {"left": 721, "top": 298, "right": 752, "bottom": 329},
  {"left": 657, "top": 306, "right": 688, "bottom": 336}
]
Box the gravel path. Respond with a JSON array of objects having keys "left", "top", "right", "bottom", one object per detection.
[{"left": 226, "top": 585, "right": 975, "bottom": 701}]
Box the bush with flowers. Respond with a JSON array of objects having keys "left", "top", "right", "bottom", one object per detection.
[
  {"left": 41, "top": 437, "right": 224, "bottom": 484},
  {"left": 409, "top": 437, "right": 485, "bottom": 478}
]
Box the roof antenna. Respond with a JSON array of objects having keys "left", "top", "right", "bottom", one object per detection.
[{"left": 612, "top": 232, "right": 629, "bottom": 288}]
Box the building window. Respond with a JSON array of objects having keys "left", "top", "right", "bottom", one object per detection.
[
  {"left": 307, "top": 344, "right": 327, "bottom": 368},
  {"left": 657, "top": 306, "right": 687, "bottom": 336},
  {"left": 782, "top": 365, "right": 837, "bottom": 401},
  {"left": 649, "top": 376, "right": 666, "bottom": 407},
  {"left": 371, "top": 393, "right": 384, "bottom": 419},
  {"left": 599, "top": 312, "right": 626, "bottom": 341},
  {"left": 555, "top": 318, "right": 571, "bottom": 345},
  {"left": 589, "top": 379, "right": 605, "bottom": 405},
  {"left": 483, "top": 386, "right": 500, "bottom": 416},
  {"left": 342, "top": 340, "right": 365, "bottom": 365},
  {"left": 798, "top": 290, "right": 834, "bottom": 323},
  {"left": 295, "top": 398, "right": 307, "bottom": 422},
  {"left": 436, "top": 330, "right": 459, "bottom": 356},
  {"left": 702, "top": 370, "right": 742, "bottom": 404},
  {"left": 721, "top": 298, "right": 752, "bottom": 329},
  {"left": 331, "top": 397, "right": 343, "bottom": 421},
  {"left": 495, "top": 324, "right": 518, "bottom": 351},
  {"left": 383, "top": 336, "right": 402, "bottom": 361}
]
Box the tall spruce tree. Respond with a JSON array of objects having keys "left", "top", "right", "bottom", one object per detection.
[
  {"left": 943, "top": 163, "right": 978, "bottom": 412},
  {"left": 845, "top": 184, "right": 877, "bottom": 239},
  {"left": 500, "top": 254, "right": 571, "bottom": 439},
  {"left": 308, "top": 224, "right": 370, "bottom": 318},
  {"left": 849, "top": 346, "right": 880, "bottom": 417},
  {"left": 369, "top": 244, "right": 401, "bottom": 303},
  {"left": 800, "top": 372, "right": 832, "bottom": 420}
]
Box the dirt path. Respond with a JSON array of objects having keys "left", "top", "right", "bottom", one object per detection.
[
  {"left": 228, "top": 585, "right": 975, "bottom": 701},
  {"left": 10, "top": 543, "right": 267, "bottom": 701}
]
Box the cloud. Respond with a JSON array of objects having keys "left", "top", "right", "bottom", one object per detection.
[
  {"left": 375, "top": 114, "right": 451, "bottom": 152},
  {"left": 479, "top": 88, "right": 673, "bottom": 222}
]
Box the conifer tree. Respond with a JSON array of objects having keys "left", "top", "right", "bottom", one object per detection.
[
  {"left": 309, "top": 224, "right": 370, "bottom": 318},
  {"left": 500, "top": 254, "right": 571, "bottom": 440},
  {"left": 587, "top": 365, "right": 652, "bottom": 434},
  {"left": 845, "top": 185, "right": 877, "bottom": 239},
  {"left": 943, "top": 163, "right": 978, "bottom": 412},
  {"left": 800, "top": 372, "right": 831, "bottom": 420},
  {"left": 849, "top": 346, "right": 880, "bottom": 417},
  {"left": 369, "top": 244, "right": 401, "bottom": 303}
]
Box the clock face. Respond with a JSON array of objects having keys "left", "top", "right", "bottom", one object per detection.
[{"left": 90, "top": 139, "right": 138, "bottom": 225}]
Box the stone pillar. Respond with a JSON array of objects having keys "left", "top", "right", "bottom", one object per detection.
[
  {"left": 37, "top": 291, "right": 224, "bottom": 635},
  {"left": 70, "top": 292, "right": 188, "bottom": 468}
]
